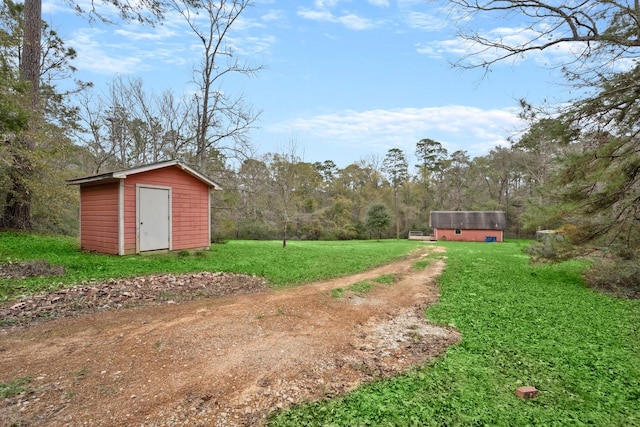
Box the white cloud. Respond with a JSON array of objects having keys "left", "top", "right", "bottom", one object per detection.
[
  {"left": 42, "top": 0, "right": 71, "bottom": 15},
  {"left": 113, "top": 27, "right": 178, "bottom": 41},
  {"left": 315, "top": 0, "right": 341, "bottom": 8},
  {"left": 369, "top": 0, "right": 390, "bottom": 7},
  {"left": 416, "top": 38, "right": 470, "bottom": 60},
  {"left": 68, "top": 29, "right": 145, "bottom": 75},
  {"left": 68, "top": 24, "right": 195, "bottom": 77},
  {"left": 229, "top": 34, "right": 278, "bottom": 56},
  {"left": 297, "top": 7, "right": 377, "bottom": 30},
  {"left": 298, "top": 8, "right": 334, "bottom": 22},
  {"left": 267, "top": 106, "right": 524, "bottom": 161},
  {"left": 64, "top": 3, "right": 276, "bottom": 78},
  {"left": 404, "top": 11, "right": 447, "bottom": 31},
  {"left": 262, "top": 9, "right": 286, "bottom": 22},
  {"left": 337, "top": 13, "right": 376, "bottom": 30}
]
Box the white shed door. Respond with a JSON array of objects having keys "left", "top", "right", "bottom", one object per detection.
[{"left": 139, "top": 187, "right": 170, "bottom": 252}]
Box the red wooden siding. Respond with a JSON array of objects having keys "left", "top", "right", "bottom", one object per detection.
[
  {"left": 435, "top": 228, "right": 503, "bottom": 242},
  {"left": 80, "top": 183, "right": 119, "bottom": 254},
  {"left": 122, "top": 166, "right": 210, "bottom": 254}
]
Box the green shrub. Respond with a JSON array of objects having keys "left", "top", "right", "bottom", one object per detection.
[
  {"left": 584, "top": 256, "right": 640, "bottom": 297},
  {"left": 525, "top": 233, "right": 574, "bottom": 262}
]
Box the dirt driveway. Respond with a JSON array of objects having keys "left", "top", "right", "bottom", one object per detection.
[{"left": 0, "top": 245, "right": 459, "bottom": 426}]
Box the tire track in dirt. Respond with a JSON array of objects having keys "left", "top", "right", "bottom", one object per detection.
[{"left": 0, "top": 245, "right": 459, "bottom": 426}]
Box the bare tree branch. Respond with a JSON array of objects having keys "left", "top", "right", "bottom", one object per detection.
[
  {"left": 451, "top": 0, "right": 640, "bottom": 76},
  {"left": 170, "top": 0, "right": 263, "bottom": 172}
]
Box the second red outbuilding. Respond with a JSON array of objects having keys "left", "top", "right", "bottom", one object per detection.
[{"left": 429, "top": 211, "right": 507, "bottom": 242}]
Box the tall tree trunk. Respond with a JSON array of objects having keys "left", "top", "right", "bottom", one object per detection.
[
  {"left": 2, "top": 154, "right": 34, "bottom": 230},
  {"left": 394, "top": 187, "right": 399, "bottom": 239},
  {"left": 21, "top": 0, "right": 41, "bottom": 111},
  {"left": 2, "top": 0, "right": 41, "bottom": 230}
]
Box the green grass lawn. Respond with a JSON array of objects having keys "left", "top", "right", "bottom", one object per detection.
[
  {"left": 3, "top": 233, "right": 639, "bottom": 425},
  {"left": 0, "top": 232, "right": 425, "bottom": 299},
  {"left": 269, "top": 240, "right": 640, "bottom": 426}
]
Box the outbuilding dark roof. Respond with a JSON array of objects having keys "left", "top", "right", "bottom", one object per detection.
[
  {"left": 67, "top": 159, "right": 222, "bottom": 189},
  {"left": 430, "top": 211, "right": 507, "bottom": 230}
]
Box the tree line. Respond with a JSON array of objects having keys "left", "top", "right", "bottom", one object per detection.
[
  {"left": 208, "top": 138, "right": 564, "bottom": 242},
  {"left": 1, "top": 0, "right": 638, "bottom": 291}
]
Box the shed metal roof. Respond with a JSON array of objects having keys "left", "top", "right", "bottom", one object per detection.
[
  {"left": 430, "top": 211, "right": 507, "bottom": 230},
  {"left": 67, "top": 159, "right": 222, "bottom": 189}
]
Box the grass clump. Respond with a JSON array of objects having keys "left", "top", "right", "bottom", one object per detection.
[
  {"left": 412, "top": 258, "right": 434, "bottom": 270},
  {"left": 176, "top": 250, "right": 191, "bottom": 258},
  {"left": 331, "top": 288, "right": 345, "bottom": 299},
  {"left": 0, "top": 377, "right": 32, "bottom": 398},
  {"left": 349, "top": 281, "right": 375, "bottom": 295},
  {"left": 413, "top": 252, "right": 444, "bottom": 271},
  {"left": 74, "top": 366, "right": 90, "bottom": 381},
  {"left": 269, "top": 241, "right": 640, "bottom": 426},
  {"left": 371, "top": 274, "right": 395, "bottom": 285},
  {"left": 331, "top": 275, "right": 396, "bottom": 299}
]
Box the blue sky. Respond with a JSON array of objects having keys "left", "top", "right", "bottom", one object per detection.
[{"left": 43, "top": 0, "right": 574, "bottom": 168}]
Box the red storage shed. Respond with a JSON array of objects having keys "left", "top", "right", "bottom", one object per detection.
[
  {"left": 68, "top": 160, "right": 221, "bottom": 255},
  {"left": 430, "top": 211, "right": 507, "bottom": 242}
]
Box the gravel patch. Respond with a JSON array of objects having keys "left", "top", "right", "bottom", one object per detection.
[{"left": 0, "top": 272, "right": 268, "bottom": 329}]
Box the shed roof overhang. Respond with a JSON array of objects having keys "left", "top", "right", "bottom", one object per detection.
[{"left": 67, "top": 159, "right": 223, "bottom": 190}]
